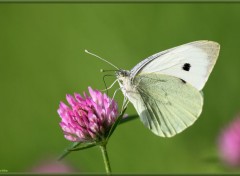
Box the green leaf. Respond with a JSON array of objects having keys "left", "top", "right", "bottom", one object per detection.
[
  {"left": 68, "top": 143, "right": 97, "bottom": 151},
  {"left": 106, "top": 107, "right": 127, "bottom": 141},
  {"left": 58, "top": 142, "right": 81, "bottom": 161},
  {"left": 58, "top": 141, "right": 99, "bottom": 161},
  {"left": 119, "top": 114, "right": 138, "bottom": 124}
]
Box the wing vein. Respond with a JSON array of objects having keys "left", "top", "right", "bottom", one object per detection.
[{"left": 153, "top": 98, "right": 177, "bottom": 136}]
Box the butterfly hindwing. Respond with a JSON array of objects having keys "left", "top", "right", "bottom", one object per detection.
[{"left": 128, "top": 73, "right": 203, "bottom": 137}]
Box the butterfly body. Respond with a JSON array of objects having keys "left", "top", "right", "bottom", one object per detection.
[
  {"left": 116, "top": 70, "right": 134, "bottom": 98},
  {"left": 116, "top": 40, "right": 220, "bottom": 137}
]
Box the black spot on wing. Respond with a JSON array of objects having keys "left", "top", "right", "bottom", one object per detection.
[
  {"left": 182, "top": 63, "right": 191, "bottom": 71},
  {"left": 180, "top": 79, "right": 186, "bottom": 84}
]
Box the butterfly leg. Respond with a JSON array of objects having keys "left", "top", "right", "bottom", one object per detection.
[
  {"left": 102, "top": 74, "right": 115, "bottom": 95},
  {"left": 121, "top": 96, "right": 129, "bottom": 113},
  {"left": 109, "top": 87, "right": 121, "bottom": 109},
  {"left": 101, "top": 79, "right": 118, "bottom": 92}
]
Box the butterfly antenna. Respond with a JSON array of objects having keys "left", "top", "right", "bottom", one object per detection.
[{"left": 85, "top": 50, "right": 119, "bottom": 70}]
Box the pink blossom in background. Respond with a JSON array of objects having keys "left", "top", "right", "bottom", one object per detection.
[
  {"left": 57, "top": 87, "right": 119, "bottom": 142},
  {"left": 31, "top": 159, "right": 75, "bottom": 173},
  {"left": 218, "top": 116, "right": 240, "bottom": 167}
]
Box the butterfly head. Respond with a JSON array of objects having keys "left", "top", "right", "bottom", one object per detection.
[
  {"left": 115, "top": 69, "right": 132, "bottom": 94},
  {"left": 116, "top": 69, "right": 130, "bottom": 77}
]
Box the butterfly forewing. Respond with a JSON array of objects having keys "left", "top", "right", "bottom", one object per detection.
[{"left": 131, "top": 41, "right": 220, "bottom": 90}]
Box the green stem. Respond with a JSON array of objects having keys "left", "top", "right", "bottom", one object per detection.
[{"left": 100, "top": 144, "right": 111, "bottom": 174}]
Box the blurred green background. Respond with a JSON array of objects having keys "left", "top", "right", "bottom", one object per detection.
[{"left": 1, "top": 2, "right": 240, "bottom": 174}]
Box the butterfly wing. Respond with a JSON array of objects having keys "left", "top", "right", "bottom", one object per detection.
[
  {"left": 126, "top": 73, "right": 203, "bottom": 137},
  {"left": 130, "top": 40, "right": 220, "bottom": 90},
  {"left": 121, "top": 40, "right": 219, "bottom": 136}
]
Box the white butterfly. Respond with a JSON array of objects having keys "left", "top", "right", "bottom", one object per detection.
[{"left": 86, "top": 40, "right": 220, "bottom": 137}]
